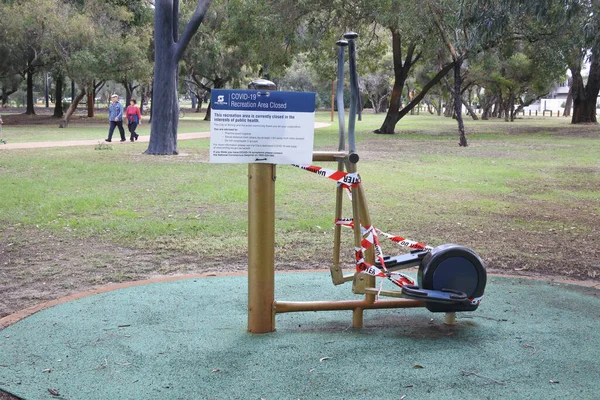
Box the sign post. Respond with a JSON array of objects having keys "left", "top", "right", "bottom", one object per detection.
[{"left": 210, "top": 89, "right": 316, "bottom": 333}]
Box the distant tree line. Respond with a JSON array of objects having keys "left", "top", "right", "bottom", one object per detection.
[{"left": 1, "top": 0, "right": 597, "bottom": 150}]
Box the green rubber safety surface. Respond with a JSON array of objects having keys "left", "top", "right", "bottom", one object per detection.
[{"left": 1, "top": 274, "right": 599, "bottom": 399}]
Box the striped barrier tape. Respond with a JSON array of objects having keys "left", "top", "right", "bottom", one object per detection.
[
  {"left": 335, "top": 218, "right": 432, "bottom": 252},
  {"left": 293, "top": 164, "right": 361, "bottom": 188},
  {"left": 375, "top": 229, "right": 433, "bottom": 251}
]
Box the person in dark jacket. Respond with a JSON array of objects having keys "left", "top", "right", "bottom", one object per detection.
[{"left": 105, "top": 94, "right": 126, "bottom": 142}]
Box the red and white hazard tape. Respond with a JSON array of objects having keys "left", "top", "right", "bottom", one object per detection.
[
  {"left": 356, "top": 225, "right": 415, "bottom": 287},
  {"left": 375, "top": 229, "right": 433, "bottom": 251},
  {"left": 293, "top": 164, "right": 360, "bottom": 188},
  {"left": 336, "top": 218, "right": 432, "bottom": 252}
]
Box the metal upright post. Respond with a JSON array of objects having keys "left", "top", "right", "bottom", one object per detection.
[
  {"left": 247, "top": 78, "right": 278, "bottom": 334},
  {"left": 331, "top": 39, "right": 349, "bottom": 285},
  {"left": 248, "top": 163, "right": 276, "bottom": 333}
]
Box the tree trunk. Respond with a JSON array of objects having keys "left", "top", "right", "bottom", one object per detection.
[
  {"left": 204, "top": 101, "right": 211, "bottom": 121},
  {"left": 87, "top": 81, "right": 95, "bottom": 118},
  {"left": 444, "top": 100, "right": 454, "bottom": 117},
  {"left": 146, "top": 0, "right": 212, "bottom": 155},
  {"left": 563, "top": 86, "right": 572, "bottom": 117},
  {"left": 53, "top": 74, "right": 64, "bottom": 118},
  {"left": 375, "top": 46, "right": 454, "bottom": 133},
  {"left": 1, "top": 84, "right": 18, "bottom": 107},
  {"left": 124, "top": 81, "right": 138, "bottom": 106},
  {"left": 25, "top": 62, "right": 35, "bottom": 115},
  {"left": 454, "top": 60, "right": 467, "bottom": 147},
  {"left": 376, "top": 30, "right": 408, "bottom": 134},
  {"left": 461, "top": 97, "right": 478, "bottom": 120},
  {"left": 59, "top": 88, "right": 86, "bottom": 128},
  {"left": 571, "top": 51, "right": 600, "bottom": 123},
  {"left": 191, "top": 91, "right": 197, "bottom": 110}
]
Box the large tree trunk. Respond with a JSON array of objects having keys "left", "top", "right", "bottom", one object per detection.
[
  {"left": 147, "top": 47, "right": 179, "bottom": 154},
  {"left": 571, "top": 51, "right": 600, "bottom": 123},
  {"left": 454, "top": 60, "right": 467, "bottom": 147},
  {"left": 375, "top": 29, "right": 415, "bottom": 134},
  {"left": 146, "top": 0, "right": 212, "bottom": 155},
  {"left": 375, "top": 31, "right": 454, "bottom": 133},
  {"left": 25, "top": 62, "right": 35, "bottom": 115},
  {"left": 59, "top": 88, "right": 86, "bottom": 128},
  {"left": 53, "top": 74, "right": 64, "bottom": 118}
]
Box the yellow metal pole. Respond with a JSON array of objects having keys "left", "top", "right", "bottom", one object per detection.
[
  {"left": 247, "top": 163, "right": 276, "bottom": 333},
  {"left": 330, "top": 159, "right": 345, "bottom": 285},
  {"left": 274, "top": 298, "right": 425, "bottom": 313}
]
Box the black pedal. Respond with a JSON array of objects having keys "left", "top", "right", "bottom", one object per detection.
[
  {"left": 375, "top": 251, "right": 427, "bottom": 271},
  {"left": 401, "top": 285, "right": 468, "bottom": 304}
]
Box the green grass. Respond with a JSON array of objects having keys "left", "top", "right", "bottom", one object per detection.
[{"left": 1, "top": 111, "right": 598, "bottom": 260}]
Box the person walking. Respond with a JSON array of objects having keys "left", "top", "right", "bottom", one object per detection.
[
  {"left": 0, "top": 114, "right": 5, "bottom": 144},
  {"left": 105, "top": 94, "right": 126, "bottom": 142},
  {"left": 126, "top": 98, "right": 142, "bottom": 142}
]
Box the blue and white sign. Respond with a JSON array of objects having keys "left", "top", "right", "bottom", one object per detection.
[{"left": 210, "top": 89, "right": 316, "bottom": 164}]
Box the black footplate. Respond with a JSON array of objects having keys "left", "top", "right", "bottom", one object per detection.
[
  {"left": 401, "top": 285, "right": 469, "bottom": 304},
  {"left": 375, "top": 250, "right": 428, "bottom": 271}
]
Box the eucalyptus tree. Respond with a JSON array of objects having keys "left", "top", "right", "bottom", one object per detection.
[
  {"left": 296, "top": 0, "right": 457, "bottom": 134},
  {"left": 1, "top": 0, "right": 57, "bottom": 114},
  {"left": 0, "top": 1, "right": 23, "bottom": 106},
  {"left": 145, "top": 0, "right": 212, "bottom": 155},
  {"left": 52, "top": 1, "right": 144, "bottom": 127},
  {"left": 562, "top": 1, "right": 600, "bottom": 123},
  {"left": 475, "top": 0, "right": 589, "bottom": 123},
  {"left": 52, "top": 2, "right": 102, "bottom": 126},
  {"left": 426, "top": 0, "right": 504, "bottom": 145}
]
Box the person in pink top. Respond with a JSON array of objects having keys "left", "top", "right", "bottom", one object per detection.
[{"left": 125, "top": 99, "right": 142, "bottom": 142}]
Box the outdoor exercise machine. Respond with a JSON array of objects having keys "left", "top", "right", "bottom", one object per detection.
[{"left": 247, "top": 32, "right": 486, "bottom": 334}]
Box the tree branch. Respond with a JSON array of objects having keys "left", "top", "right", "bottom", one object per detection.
[
  {"left": 396, "top": 60, "right": 456, "bottom": 121},
  {"left": 428, "top": 1, "right": 459, "bottom": 59},
  {"left": 175, "top": 0, "right": 213, "bottom": 62}
]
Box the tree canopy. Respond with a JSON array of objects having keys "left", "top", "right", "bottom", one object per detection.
[{"left": 0, "top": 0, "right": 597, "bottom": 142}]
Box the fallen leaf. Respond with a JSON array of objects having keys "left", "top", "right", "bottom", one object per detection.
[{"left": 319, "top": 357, "right": 331, "bottom": 363}]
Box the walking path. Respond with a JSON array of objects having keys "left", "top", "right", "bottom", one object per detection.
[{"left": 0, "top": 122, "right": 331, "bottom": 150}]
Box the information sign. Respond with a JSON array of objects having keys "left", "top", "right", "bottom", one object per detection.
[{"left": 209, "top": 89, "right": 316, "bottom": 164}]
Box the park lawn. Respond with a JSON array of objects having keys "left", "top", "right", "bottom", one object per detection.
[{"left": 0, "top": 112, "right": 598, "bottom": 316}]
